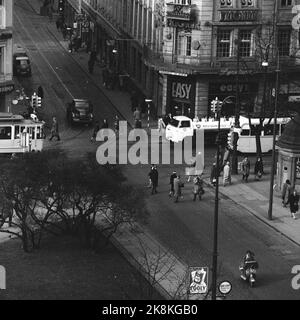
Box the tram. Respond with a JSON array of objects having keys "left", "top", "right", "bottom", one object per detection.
[{"left": 0, "top": 113, "right": 45, "bottom": 153}]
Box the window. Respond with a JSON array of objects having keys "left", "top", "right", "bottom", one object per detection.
[
  {"left": 220, "top": 0, "right": 233, "bottom": 7},
  {"left": 239, "top": 30, "right": 252, "bottom": 57},
  {"left": 217, "top": 30, "right": 232, "bottom": 57},
  {"left": 0, "top": 127, "right": 12, "bottom": 140},
  {"left": 174, "top": 0, "right": 192, "bottom": 4},
  {"left": 281, "top": 0, "right": 292, "bottom": 7},
  {"left": 177, "top": 33, "right": 192, "bottom": 56},
  {"left": 278, "top": 29, "right": 291, "bottom": 56},
  {"left": 241, "top": 0, "right": 254, "bottom": 7},
  {"left": 179, "top": 121, "right": 191, "bottom": 128}
]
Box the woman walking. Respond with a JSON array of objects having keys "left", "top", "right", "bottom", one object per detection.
[
  {"left": 287, "top": 189, "right": 299, "bottom": 219},
  {"left": 193, "top": 176, "right": 204, "bottom": 201}
]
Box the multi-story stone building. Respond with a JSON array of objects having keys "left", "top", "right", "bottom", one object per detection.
[
  {"left": 0, "top": 0, "right": 14, "bottom": 112},
  {"left": 63, "top": 0, "right": 300, "bottom": 119}
]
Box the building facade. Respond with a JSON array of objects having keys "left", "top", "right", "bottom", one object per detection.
[
  {"left": 0, "top": 0, "right": 14, "bottom": 112},
  {"left": 62, "top": 0, "right": 300, "bottom": 119}
]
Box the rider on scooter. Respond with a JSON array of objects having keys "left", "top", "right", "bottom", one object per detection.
[{"left": 240, "top": 250, "right": 259, "bottom": 280}]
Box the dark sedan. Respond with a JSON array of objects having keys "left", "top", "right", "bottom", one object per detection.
[{"left": 66, "top": 99, "right": 94, "bottom": 125}]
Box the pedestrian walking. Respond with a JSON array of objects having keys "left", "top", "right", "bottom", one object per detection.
[
  {"left": 131, "top": 91, "right": 139, "bottom": 112},
  {"left": 49, "top": 116, "right": 61, "bottom": 141},
  {"left": 102, "top": 67, "right": 109, "bottom": 88},
  {"left": 169, "top": 171, "right": 177, "bottom": 197},
  {"left": 287, "top": 189, "right": 299, "bottom": 219},
  {"left": 254, "top": 157, "right": 264, "bottom": 180},
  {"left": 241, "top": 156, "right": 250, "bottom": 182},
  {"left": 147, "top": 165, "right": 154, "bottom": 188},
  {"left": 90, "top": 121, "right": 100, "bottom": 143},
  {"left": 62, "top": 23, "right": 67, "bottom": 40},
  {"left": 282, "top": 179, "right": 292, "bottom": 207},
  {"left": 101, "top": 119, "right": 109, "bottom": 129},
  {"left": 37, "top": 85, "right": 44, "bottom": 99},
  {"left": 223, "top": 161, "right": 231, "bottom": 187},
  {"left": 149, "top": 166, "right": 158, "bottom": 195},
  {"left": 210, "top": 162, "right": 218, "bottom": 186},
  {"left": 174, "top": 175, "right": 184, "bottom": 203},
  {"left": 193, "top": 175, "right": 204, "bottom": 201},
  {"left": 88, "top": 59, "right": 95, "bottom": 74}
]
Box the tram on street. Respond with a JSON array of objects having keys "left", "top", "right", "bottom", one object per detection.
[{"left": 0, "top": 113, "right": 45, "bottom": 154}]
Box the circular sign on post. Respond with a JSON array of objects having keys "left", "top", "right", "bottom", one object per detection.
[{"left": 218, "top": 281, "right": 232, "bottom": 295}]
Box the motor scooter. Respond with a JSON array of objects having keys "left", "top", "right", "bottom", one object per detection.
[{"left": 239, "top": 260, "right": 258, "bottom": 287}]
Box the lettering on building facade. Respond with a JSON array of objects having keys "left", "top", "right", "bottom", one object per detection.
[{"left": 219, "top": 10, "right": 258, "bottom": 22}]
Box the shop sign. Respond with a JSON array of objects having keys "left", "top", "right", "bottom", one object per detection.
[
  {"left": 220, "top": 10, "right": 258, "bottom": 22},
  {"left": 0, "top": 83, "right": 14, "bottom": 93},
  {"left": 171, "top": 81, "right": 192, "bottom": 100}
]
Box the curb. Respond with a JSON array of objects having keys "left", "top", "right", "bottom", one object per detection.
[{"left": 203, "top": 179, "right": 300, "bottom": 247}]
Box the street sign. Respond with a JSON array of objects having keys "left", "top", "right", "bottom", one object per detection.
[{"left": 188, "top": 267, "right": 208, "bottom": 295}]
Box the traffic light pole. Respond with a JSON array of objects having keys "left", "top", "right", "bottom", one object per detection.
[{"left": 211, "top": 100, "right": 221, "bottom": 300}]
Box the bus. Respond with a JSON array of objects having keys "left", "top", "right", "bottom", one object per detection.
[
  {"left": 161, "top": 115, "right": 290, "bottom": 153},
  {"left": 0, "top": 113, "right": 45, "bottom": 153},
  {"left": 236, "top": 116, "right": 290, "bottom": 153}
]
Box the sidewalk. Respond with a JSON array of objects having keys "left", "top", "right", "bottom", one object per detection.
[
  {"left": 204, "top": 172, "right": 300, "bottom": 246},
  {"left": 46, "top": 24, "right": 157, "bottom": 130}
]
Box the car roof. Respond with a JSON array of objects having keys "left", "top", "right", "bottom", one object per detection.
[
  {"left": 173, "top": 116, "right": 191, "bottom": 121},
  {"left": 72, "top": 99, "right": 91, "bottom": 108}
]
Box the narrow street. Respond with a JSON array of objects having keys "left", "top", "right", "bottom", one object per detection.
[{"left": 11, "top": 0, "right": 300, "bottom": 300}]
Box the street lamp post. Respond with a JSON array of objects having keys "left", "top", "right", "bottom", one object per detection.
[
  {"left": 267, "top": 53, "right": 280, "bottom": 220},
  {"left": 145, "top": 99, "right": 152, "bottom": 130},
  {"left": 232, "top": 31, "right": 241, "bottom": 174},
  {"left": 211, "top": 97, "right": 222, "bottom": 300}
]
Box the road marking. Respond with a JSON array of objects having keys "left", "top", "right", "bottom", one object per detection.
[{"left": 14, "top": 11, "right": 75, "bottom": 102}]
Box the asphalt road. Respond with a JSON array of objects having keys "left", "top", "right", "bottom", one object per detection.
[{"left": 12, "top": 0, "right": 300, "bottom": 300}]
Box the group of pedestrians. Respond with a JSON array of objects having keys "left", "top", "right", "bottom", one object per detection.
[{"left": 281, "top": 179, "right": 299, "bottom": 219}]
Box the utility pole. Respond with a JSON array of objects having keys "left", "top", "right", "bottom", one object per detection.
[
  {"left": 232, "top": 30, "right": 240, "bottom": 174},
  {"left": 268, "top": 52, "right": 280, "bottom": 220}
]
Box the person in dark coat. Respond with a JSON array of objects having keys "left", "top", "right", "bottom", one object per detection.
[
  {"left": 282, "top": 179, "right": 292, "bottom": 207},
  {"left": 101, "top": 119, "right": 109, "bottom": 129},
  {"left": 287, "top": 189, "right": 299, "bottom": 219},
  {"left": 90, "top": 121, "right": 100, "bottom": 143},
  {"left": 241, "top": 156, "right": 251, "bottom": 182},
  {"left": 49, "top": 116, "right": 61, "bottom": 141},
  {"left": 149, "top": 166, "right": 158, "bottom": 195},
  {"left": 173, "top": 175, "right": 184, "bottom": 203},
  {"left": 37, "top": 86, "right": 44, "bottom": 99},
  {"left": 254, "top": 157, "right": 264, "bottom": 180},
  {"left": 102, "top": 68, "right": 109, "bottom": 87},
  {"left": 169, "top": 171, "right": 177, "bottom": 197},
  {"left": 131, "top": 91, "right": 139, "bottom": 112}
]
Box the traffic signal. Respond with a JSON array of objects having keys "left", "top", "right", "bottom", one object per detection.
[
  {"left": 227, "top": 132, "right": 233, "bottom": 149},
  {"left": 227, "top": 131, "right": 239, "bottom": 149},
  {"left": 31, "top": 92, "right": 37, "bottom": 109},
  {"left": 58, "top": 0, "right": 65, "bottom": 14},
  {"left": 37, "top": 96, "right": 42, "bottom": 108},
  {"left": 210, "top": 100, "right": 217, "bottom": 114}
]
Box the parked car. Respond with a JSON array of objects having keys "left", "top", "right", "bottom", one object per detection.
[
  {"left": 13, "top": 52, "right": 32, "bottom": 77},
  {"left": 66, "top": 99, "right": 94, "bottom": 125}
]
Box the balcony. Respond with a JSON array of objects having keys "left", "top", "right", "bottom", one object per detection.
[
  {"left": 166, "top": 3, "right": 192, "bottom": 21},
  {"left": 143, "top": 46, "right": 214, "bottom": 75}
]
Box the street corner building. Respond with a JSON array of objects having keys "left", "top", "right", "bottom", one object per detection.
[
  {"left": 62, "top": 0, "right": 300, "bottom": 120},
  {"left": 0, "top": 0, "right": 14, "bottom": 112}
]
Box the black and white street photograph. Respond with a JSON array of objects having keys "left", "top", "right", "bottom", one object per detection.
[{"left": 0, "top": 0, "right": 300, "bottom": 306}]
